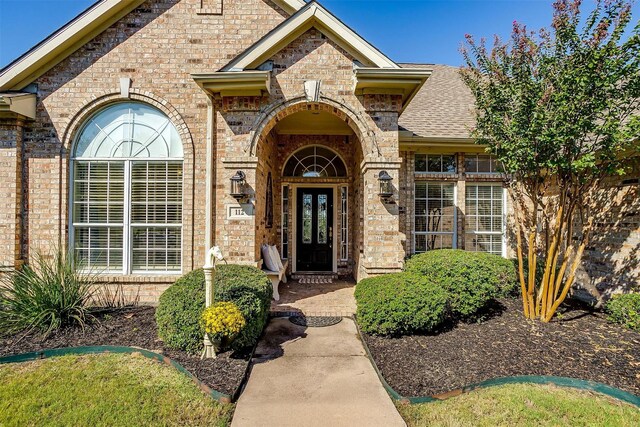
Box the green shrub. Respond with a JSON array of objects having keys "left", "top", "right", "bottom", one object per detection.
[
  {"left": 155, "top": 269, "right": 205, "bottom": 354},
  {"left": 404, "top": 249, "right": 518, "bottom": 318},
  {"left": 0, "top": 250, "right": 97, "bottom": 336},
  {"left": 355, "top": 273, "right": 448, "bottom": 336},
  {"left": 156, "top": 265, "right": 272, "bottom": 353},
  {"left": 214, "top": 264, "right": 272, "bottom": 351},
  {"left": 605, "top": 293, "right": 640, "bottom": 332}
]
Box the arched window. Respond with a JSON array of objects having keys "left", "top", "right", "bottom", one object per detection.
[
  {"left": 283, "top": 146, "right": 347, "bottom": 178},
  {"left": 71, "top": 102, "right": 184, "bottom": 274}
]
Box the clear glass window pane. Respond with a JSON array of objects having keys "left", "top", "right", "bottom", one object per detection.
[
  {"left": 414, "top": 182, "right": 456, "bottom": 253},
  {"left": 282, "top": 186, "right": 289, "bottom": 260},
  {"left": 318, "top": 194, "right": 328, "bottom": 244},
  {"left": 73, "top": 226, "right": 123, "bottom": 272},
  {"left": 427, "top": 156, "right": 442, "bottom": 173},
  {"left": 74, "top": 103, "right": 183, "bottom": 159},
  {"left": 465, "top": 184, "right": 504, "bottom": 255},
  {"left": 442, "top": 155, "right": 456, "bottom": 173},
  {"left": 417, "top": 154, "right": 457, "bottom": 174},
  {"left": 340, "top": 187, "right": 348, "bottom": 261},
  {"left": 283, "top": 146, "right": 346, "bottom": 177},
  {"left": 131, "top": 227, "right": 181, "bottom": 272},
  {"left": 303, "top": 194, "right": 312, "bottom": 244}
]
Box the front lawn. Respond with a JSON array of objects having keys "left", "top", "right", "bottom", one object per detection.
[
  {"left": 0, "top": 307, "right": 249, "bottom": 396},
  {"left": 397, "top": 384, "right": 640, "bottom": 427},
  {"left": 0, "top": 354, "right": 233, "bottom": 426}
]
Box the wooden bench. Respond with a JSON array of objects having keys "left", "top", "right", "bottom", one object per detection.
[{"left": 260, "top": 259, "right": 288, "bottom": 301}]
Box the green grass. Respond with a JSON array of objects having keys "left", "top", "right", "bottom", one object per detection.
[
  {"left": 397, "top": 384, "right": 640, "bottom": 427},
  {"left": 0, "top": 354, "right": 233, "bottom": 427}
]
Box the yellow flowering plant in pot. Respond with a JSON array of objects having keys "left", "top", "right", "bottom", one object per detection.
[{"left": 200, "top": 301, "right": 246, "bottom": 354}]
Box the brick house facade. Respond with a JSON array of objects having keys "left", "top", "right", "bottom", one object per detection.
[{"left": 0, "top": 0, "right": 637, "bottom": 304}]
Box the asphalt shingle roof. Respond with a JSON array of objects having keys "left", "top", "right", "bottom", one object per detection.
[{"left": 400, "top": 63, "right": 476, "bottom": 140}]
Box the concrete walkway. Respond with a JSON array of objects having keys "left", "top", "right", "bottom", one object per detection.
[{"left": 231, "top": 317, "right": 405, "bottom": 427}]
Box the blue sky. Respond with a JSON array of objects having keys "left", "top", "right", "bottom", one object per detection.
[{"left": 0, "top": 0, "right": 595, "bottom": 69}]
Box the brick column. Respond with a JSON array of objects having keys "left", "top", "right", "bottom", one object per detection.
[
  {"left": 218, "top": 157, "right": 260, "bottom": 265},
  {"left": 357, "top": 157, "right": 404, "bottom": 280},
  {"left": 0, "top": 119, "right": 24, "bottom": 271}
]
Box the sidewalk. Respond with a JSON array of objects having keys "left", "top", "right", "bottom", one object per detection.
[{"left": 231, "top": 317, "right": 405, "bottom": 427}]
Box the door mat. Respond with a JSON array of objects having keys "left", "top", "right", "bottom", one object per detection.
[
  {"left": 297, "top": 276, "right": 334, "bottom": 284},
  {"left": 289, "top": 316, "right": 343, "bottom": 327}
]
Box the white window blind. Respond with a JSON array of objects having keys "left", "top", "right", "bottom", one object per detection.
[
  {"left": 73, "top": 161, "right": 124, "bottom": 272},
  {"left": 465, "top": 184, "right": 506, "bottom": 256}
]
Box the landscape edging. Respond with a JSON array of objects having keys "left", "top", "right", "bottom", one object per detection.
[
  {"left": 353, "top": 315, "right": 640, "bottom": 408},
  {"left": 0, "top": 345, "right": 234, "bottom": 404}
]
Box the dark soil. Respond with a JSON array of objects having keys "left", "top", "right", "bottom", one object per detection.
[
  {"left": 363, "top": 298, "right": 640, "bottom": 397},
  {"left": 0, "top": 307, "right": 249, "bottom": 397}
]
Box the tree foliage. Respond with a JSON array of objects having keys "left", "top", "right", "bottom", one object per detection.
[{"left": 461, "top": 0, "right": 640, "bottom": 321}]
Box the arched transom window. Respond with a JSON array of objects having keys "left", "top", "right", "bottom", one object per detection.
[
  {"left": 283, "top": 146, "right": 347, "bottom": 178},
  {"left": 71, "top": 102, "right": 184, "bottom": 274}
]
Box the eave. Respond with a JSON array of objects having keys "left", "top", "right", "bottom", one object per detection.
[
  {"left": 277, "top": 0, "right": 306, "bottom": 15},
  {"left": 354, "top": 68, "right": 432, "bottom": 112},
  {"left": 191, "top": 71, "right": 271, "bottom": 97},
  {"left": 0, "top": 93, "right": 37, "bottom": 120}
]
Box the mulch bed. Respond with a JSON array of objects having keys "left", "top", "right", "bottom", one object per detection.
[
  {"left": 0, "top": 307, "right": 249, "bottom": 397},
  {"left": 362, "top": 298, "right": 640, "bottom": 397}
]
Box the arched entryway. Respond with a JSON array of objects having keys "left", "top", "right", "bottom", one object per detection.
[{"left": 253, "top": 101, "right": 368, "bottom": 278}]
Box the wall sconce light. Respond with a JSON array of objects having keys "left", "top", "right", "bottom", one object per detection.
[
  {"left": 230, "top": 171, "right": 246, "bottom": 200},
  {"left": 378, "top": 170, "right": 393, "bottom": 200}
]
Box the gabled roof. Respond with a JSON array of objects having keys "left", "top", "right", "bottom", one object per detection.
[
  {"left": 0, "top": 0, "right": 307, "bottom": 91},
  {"left": 400, "top": 64, "right": 476, "bottom": 141},
  {"left": 222, "top": 1, "right": 399, "bottom": 71}
]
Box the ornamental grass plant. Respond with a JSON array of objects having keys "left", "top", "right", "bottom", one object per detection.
[{"left": 0, "top": 250, "right": 97, "bottom": 336}]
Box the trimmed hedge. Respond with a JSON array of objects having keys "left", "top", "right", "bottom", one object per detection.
[
  {"left": 404, "top": 249, "right": 518, "bottom": 318},
  {"left": 155, "top": 269, "right": 205, "bottom": 354},
  {"left": 606, "top": 293, "right": 640, "bottom": 332},
  {"left": 213, "top": 264, "right": 272, "bottom": 351},
  {"left": 355, "top": 273, "right": 448, "bottom": 336},
  {"left": 156, "top": 265, "right": 272, "bottom": 354}
]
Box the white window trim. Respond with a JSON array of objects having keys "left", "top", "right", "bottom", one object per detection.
[
  {"left": 412, "top": 182, "right": 458, "bottom": 253},
  {"left": 69, "top": 159, "right": 184, "bottom": 275},
  {"left": 414, "top": 153, "right": 458, "bottom": 174},
  {"left": 340, "top": 185, "right": 349, "bottom": 261},
  {"left": 281, "top": 184, "right": 289, "bottom": 260},
  {"left": 464, "top": 153, "right": 503, "bottom": 174}
]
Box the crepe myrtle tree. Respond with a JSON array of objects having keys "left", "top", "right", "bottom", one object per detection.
[{"left": 461, "top": 0, "right": 640, "bottom": 322}]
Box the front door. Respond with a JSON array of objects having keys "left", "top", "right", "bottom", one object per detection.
[{"left": 296, "top": 188, "right": 334, "bottom": 272}]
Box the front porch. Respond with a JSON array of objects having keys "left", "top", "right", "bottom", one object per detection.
[
  {"left": 213, "top": 98, "right": 408, "bottom": 282},
  {"left": 270, "top": 276, "right": 356, "bottom": 317}
]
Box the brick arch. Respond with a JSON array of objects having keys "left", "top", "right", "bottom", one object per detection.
[
  {"left": 247, "top": 96, "right": 380, "bottom": 157},
  {"left": 60, "top": 90, "right": 196, "bottom": 272},
  {"left": 61, "top": 91, "right": 194, "bottom": 160}
]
